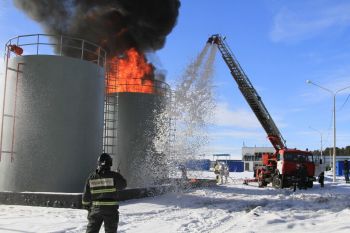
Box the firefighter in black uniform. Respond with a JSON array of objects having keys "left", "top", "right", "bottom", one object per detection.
[
  {"left": 83, "top": 153, "right": 127, "bottom": 233},
  {"left": 296, "top": 163, "right": 308, "bottom": 190}
]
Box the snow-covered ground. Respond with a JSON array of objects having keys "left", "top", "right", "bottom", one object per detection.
[{"left": 1, "top": 171, "right": 350, "bottom": 233}]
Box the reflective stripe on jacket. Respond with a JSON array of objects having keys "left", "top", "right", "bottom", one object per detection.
[{"left": 92, "top": 201, "right": 119, "bottom": 206}]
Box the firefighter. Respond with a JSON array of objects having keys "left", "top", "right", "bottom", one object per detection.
[
  {"left": 344, "top": 160, "right": 349, "bottom": 183},
  {"left": 214, "top": 161, "right": 220, "bottom": 183},
  {"left": 318, "top": 172, "right": 325, "bottom": 187},
  {"left": 219, "top": 164, "right": 225, "bottom": 184},
  {"left": 83, "top": 153, "right": 127, "bottom": 233},
  {"left": 223, "top": 164, "right": 230, "bottom": 184},
  {"left": 296, "top": 163, "right": 308, "bottom": 190},
  {"left": 178, "top": 164, "right": 188, "bottom": 180}
]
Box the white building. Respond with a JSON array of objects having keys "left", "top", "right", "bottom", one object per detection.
[{"left": 242, "top": 146, "right": 274, "bottom": 171}]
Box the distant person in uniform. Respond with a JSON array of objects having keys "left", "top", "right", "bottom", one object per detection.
[
  {"left": 214, "top": 161, "right": 220, "bottom": 183},
  {"left": 83, "top": 153, "right": 127, "bottom": 233},
  {"left": 223, "top": 164, "right": 230, "bottom": 184},
  {"left": 218, "top": 163, "right": 225, "bottom": 185},
  {"left": 344, "top": 160, "right": 349, "bottom": 183},
  {"left": 179, "top": 164, "right": 188, "bottom": 180}
]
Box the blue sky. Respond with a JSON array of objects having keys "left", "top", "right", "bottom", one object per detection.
[{"left": 1, "top": 0, "right": 350, "bottom": 158}]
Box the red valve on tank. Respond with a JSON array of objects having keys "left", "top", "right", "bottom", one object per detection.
[{"left": 8, "top": 45, "right": 23, "bottom": 56}]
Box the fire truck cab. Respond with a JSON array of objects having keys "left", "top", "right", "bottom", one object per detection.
[
  {"left": 274, "top": 149, "right": 316, "bottom": 188},
  {"left": 255, "top": 149, "right": 316, "bottom": 188}
]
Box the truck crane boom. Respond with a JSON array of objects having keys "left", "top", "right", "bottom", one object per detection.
[{"left": 208, "top": 34, "right": 286, "bottom": 151}]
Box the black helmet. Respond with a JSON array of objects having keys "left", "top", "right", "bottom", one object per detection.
[{"left": 97, "top": 153, "right": 112, "bottom": 167}]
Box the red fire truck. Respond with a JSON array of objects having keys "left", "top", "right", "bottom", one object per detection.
[{"left": 207, "top": 35, "right": 324, "bottom": 189}]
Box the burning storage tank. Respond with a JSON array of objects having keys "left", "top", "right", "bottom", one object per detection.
[
  {"left": 0, "top": 35, "right": 106, "bottom": 193},
  {"left": 104, "top": 48, "right": 172, "bottom": 188}
]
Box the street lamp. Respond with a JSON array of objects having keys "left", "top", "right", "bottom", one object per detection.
[
  {"left": 309, "top": 126, "right": 324, "bottom": 165},
  {"left": 306, "top": 80, "right": 350, "bottom": 182}
]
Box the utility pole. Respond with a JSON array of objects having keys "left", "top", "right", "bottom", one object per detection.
[{"left": 306, "top": 80, "right": 350, "bottom": 182}]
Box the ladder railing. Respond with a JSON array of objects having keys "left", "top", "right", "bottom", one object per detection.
[{"left": 5, "top": 34, "right": 106, "bottom": 67}]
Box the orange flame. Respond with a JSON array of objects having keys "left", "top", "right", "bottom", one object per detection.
[{"left": 106, "top": 48, "right": 155, "bottom": 94}]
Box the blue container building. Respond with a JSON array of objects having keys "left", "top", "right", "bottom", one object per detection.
[
  {"left": 217, "top": 160, "right": 244, "bottom": 172},
  {"left": 336, "top": 161, "right": 344, "bottom": 176},
  {"left": 185, "top": 159, "right": 211, "bottom": 171}
]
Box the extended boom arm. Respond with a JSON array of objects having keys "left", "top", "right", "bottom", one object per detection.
[{"left": 208, "top": 34, "right": 286, "bottom": 150}]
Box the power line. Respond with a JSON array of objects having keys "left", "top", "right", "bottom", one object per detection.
[{"left": 338, "top": 93, "right": 350, "bottom": 111}]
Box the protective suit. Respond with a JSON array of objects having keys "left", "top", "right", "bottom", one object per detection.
[{"left": 83, "top": 153, "right": 127, "bottom": 233}]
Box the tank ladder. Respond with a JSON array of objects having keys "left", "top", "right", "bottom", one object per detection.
[
  {"left": 0, "top": 52, "right": 24, "bottom": 162},
  {"left": 103, "top": 67, "right": 118, "bottom": 158},
  {"left": 168, "top": 90, "right": 176, "bottom": 162}
]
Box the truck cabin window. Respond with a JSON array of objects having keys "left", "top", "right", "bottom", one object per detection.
[{"left": 283, "top": 153, "right": 310, "bottom": 162}]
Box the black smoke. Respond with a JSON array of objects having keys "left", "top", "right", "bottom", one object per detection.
[{"left": 13, "top": 0, "right": 181, "bottom": 57}]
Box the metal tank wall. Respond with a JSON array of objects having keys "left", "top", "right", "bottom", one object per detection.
[
  {"left": 0, "top": 55, "right": 104, "bottom": 192},
  {"left": 110, "top": 92, "right": 169, "bottom": 188}
]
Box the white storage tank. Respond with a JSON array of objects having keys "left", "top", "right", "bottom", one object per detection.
[
  {"left": 115, "top": 92, "right": 169, "bottom": 188},
  {"left": 0, "top": 35, "right": 106, "bottom": 192},
  {"left": 104, "top": 75, "right": 171, "bottom": 188}
]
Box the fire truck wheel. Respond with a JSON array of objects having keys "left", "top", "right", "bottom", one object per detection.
[{"left": 272, "top": 175, "right": 283, "bottom": 189}]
